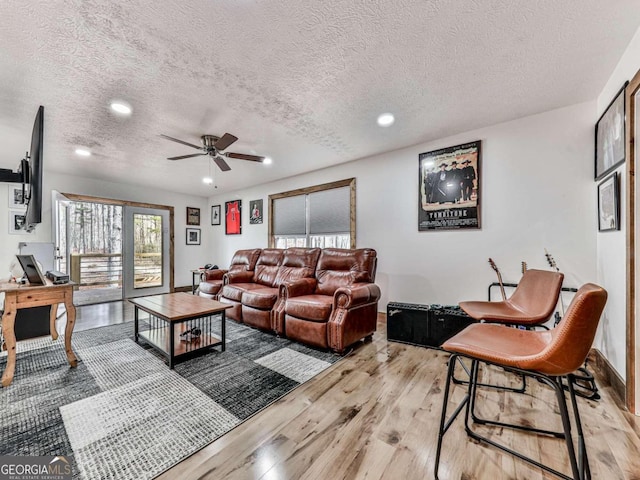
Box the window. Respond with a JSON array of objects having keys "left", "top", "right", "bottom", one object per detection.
[{"left": 269, "top": 178, "right": 356, "bottom": 248}]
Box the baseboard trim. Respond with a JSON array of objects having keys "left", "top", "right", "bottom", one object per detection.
[
  {"left": 589, "top": 348, "right": 626, "bottom": 405},
  {"left": 173, "top": 286, "right": 192, "bottom": 293}
]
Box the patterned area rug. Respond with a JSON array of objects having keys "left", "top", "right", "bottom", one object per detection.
[{"left": 0, "top": 318, "right": 344, "bottom": 479}]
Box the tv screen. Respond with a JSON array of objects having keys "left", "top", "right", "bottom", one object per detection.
[{"left": 24, "top": 106, "right": 44, "bottom": 232}]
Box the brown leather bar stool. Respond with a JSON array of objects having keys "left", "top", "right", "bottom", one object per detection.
[
  {"left": 434, "top": 283, "right": 607, "bottom": 480},
  {"left": 454, "top": 269, "right": 564, "bottom": 393},
  {"left": 459, "top": 269, "right": 564, "bottom": 327}
]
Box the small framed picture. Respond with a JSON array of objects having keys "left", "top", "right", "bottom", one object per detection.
[
  {"left": 595, "top": 83, "right": 628, "bottom": 181},
  {"left": 225, "top": 200, "right": 242, "bottom": 235},
  {"left": 186, "top": 228, "right": 201, "bottom": 245},
  {"left": 8, "top": 185, "right": 26, "bottom": 207},
  {"left": 598, "top": 172, "right": 619, "bottom": 232},
  {"left": 9, "top": 209, "right": 29, "bottom": 234},
  {"left": 186, "top": 207, "right": 200, "bottom": 226},
  {"left": 211, "top": 205, "right": 221, "bottom": 225},
  {"left": 249, "top": 199, "right": 263, "bottom": 224}
]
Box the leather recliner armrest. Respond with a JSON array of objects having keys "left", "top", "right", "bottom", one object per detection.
[
  {"left": 203, "top": 269, "right": 227, "bottom": 281},
  {"left": 333, "top": 283, "right": 381, "bottom": 309},
  {"left": 224, "top": 270, "right": 254, "bottom": 285},
  {"left": 280, "top": 277, "right": 317, "bottom": 298}
]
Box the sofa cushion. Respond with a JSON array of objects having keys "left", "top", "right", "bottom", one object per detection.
[
  {"left": 253, "top": 249, "right": 284, "bottom": 287},
  {"left": 221, "top": 283, "right": 265, "bottom": 302},
  {"left": 315, "top": 248, "right": 377, "bottom": 296},
  {"left": 229, "top": 248, "right": 262, "bottom": 273},
  {"left": 285, "top": 295, "right": 334, "bottom": 322},
  {"left": 242, "top": 287, "right": 279, "bottom": 309},
  {"left": 274, "top": 248, "right": 321, "bottom": 286},
  {"left": 199, "top": 279, "right": 222, "bottom": 295}
]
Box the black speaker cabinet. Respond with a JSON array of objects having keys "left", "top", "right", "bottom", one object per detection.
[
  {"left": 387, "top": 302, "right": 473, "bottom": 349},
  {"left": 387, "top": 302, "right": 431, "bottom": 346},
  {"left": 429, "top": 306, "right": 474, "bottom": 346}
]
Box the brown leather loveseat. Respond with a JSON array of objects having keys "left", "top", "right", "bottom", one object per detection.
[{"left": 208, "top": 247, "right": 380, "bottom": 353}]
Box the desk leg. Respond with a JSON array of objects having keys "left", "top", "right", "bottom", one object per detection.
[
  {"left": 50, "top": 304, "right": 59, "bottom": 340},
  {"left": 63, "top": 289, "right": 78, "bottom": 368},
  {"left": 1, "top": 293, "right": 17, "bottom": 387}
]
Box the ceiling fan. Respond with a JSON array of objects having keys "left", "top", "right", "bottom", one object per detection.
[{"left": 160, "top": 133, "right": 264, "bottom": 172}]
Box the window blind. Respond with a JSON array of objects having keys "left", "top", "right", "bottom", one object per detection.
[
  {"left": 309, "top": 186, "right": 350, "bottom": 234},
  {"left": 273, "top": 195, "right": 306, "bottom": 235}
]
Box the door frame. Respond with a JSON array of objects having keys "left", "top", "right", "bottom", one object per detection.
[
  {"left": 62, "top": 193, "right": 175, "bottom": 293},
  {"left": 626, "top": 68, "right": 640, "bottom": 414}
]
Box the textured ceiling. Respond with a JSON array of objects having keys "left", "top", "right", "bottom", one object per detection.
[{"left": 1, "top": 0, "right": 640, "bottom": 196}]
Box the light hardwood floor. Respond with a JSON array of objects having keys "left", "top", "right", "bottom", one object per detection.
[{"left": 154, "top": 313, "right": 640, "bottom": 480}]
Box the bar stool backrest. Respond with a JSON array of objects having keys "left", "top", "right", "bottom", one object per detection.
[
  {"left": 509, "top": 269, "right": 564, "bottom": 324},
  {"left": 531, "top": 283, "right": 607, "bottom": 376}
]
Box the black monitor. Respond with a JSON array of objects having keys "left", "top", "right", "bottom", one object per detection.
[{"left": 16, "top": 254, "right": 47, "bottom": 285}]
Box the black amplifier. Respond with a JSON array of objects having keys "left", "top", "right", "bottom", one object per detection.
[{"left": 387, "top": 302, "right": 473, "bottom": 349}]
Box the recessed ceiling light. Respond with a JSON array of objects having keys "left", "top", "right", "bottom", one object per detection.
[
  {"left": 110, "top": 102, "right": 132, "bottom": 115},
  {"left": 202, "top": 177, "right": 213, "bottom": 185},
  {"left": 377, "top": 113, "right": 395, "bottom": 127},
  {"left": 263, "top": 157, "right": 272, "bottom": 165},
  {"left": 75, "top": 148, "right": 91, "bottom": 157}
]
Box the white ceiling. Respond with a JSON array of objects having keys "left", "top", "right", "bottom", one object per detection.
[{"left": 1, "top": 0, "right": 640, "bottom": 197}]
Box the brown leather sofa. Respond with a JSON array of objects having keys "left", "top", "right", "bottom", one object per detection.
[
  {"left": 275, "top": 248, "right": 380, "bottom": 352},
  {"left": 215, "top": 247, "right": 380, "bottom": 352},
  {"left": 198, "top": 249, "right": 261, "bottom": 299}
]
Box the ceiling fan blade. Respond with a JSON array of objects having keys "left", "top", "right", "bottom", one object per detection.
[
  {"left": 159, "top": 134, "right": 203, "bottom": 150},
  {"left": 214, "top": 133, "right": 238, "bottom": 151},
  {"left": 213, "top": 156, "right": 232, "bottom": 172},
  {"left": 167, "top": 153, "right": 207, "bottom": 160},
  {"left": 225, "top": 152, "right": 265, "bottom": 162}
]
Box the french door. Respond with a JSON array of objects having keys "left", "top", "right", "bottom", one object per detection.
[
  {"left": 123, "top": 206, "right": 170, "bottom": 298},
  {"left": 53, "top": 193, "right": 173, "bottom": 304}
]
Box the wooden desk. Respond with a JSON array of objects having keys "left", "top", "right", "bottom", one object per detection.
[{"left": 0, "top": 280, "right": 77, "bottom": 387}]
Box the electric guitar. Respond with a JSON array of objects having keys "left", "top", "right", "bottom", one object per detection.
[
  {"left": 544, "top": 249, "right": 565, "bottom": 318},
  {"left": 488, "top": 258, "right": 507, "bottom": 301}
]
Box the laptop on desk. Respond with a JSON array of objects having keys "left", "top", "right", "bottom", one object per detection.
[{"left": 16, "top": 254, "right": 47, "bottom": 285}]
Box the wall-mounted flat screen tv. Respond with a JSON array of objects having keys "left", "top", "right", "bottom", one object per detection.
[{"left": 23, "top": 105, "right": 44, "bottom": 232}]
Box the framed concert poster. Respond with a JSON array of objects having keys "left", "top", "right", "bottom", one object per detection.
[
  {"left": 418, "top": 140, "right": 481, "bottom": 231},
  {"left": 598, "top": 172, "right": 619, "bottom": 232},
  {"left": 225, "top": 200, "right": 242, "bottom": 235},
  {"left": 186, "top": 207, "right": 200, "bottom": 226},
  {"left": 211, "top": 205, "right": 221, "bottom": 225},
  {"left": 595, "top": 82, "right": 628, "bottom": 181},
  {"left": 249, "top": 199, "right": 263, "bottom": 224}
]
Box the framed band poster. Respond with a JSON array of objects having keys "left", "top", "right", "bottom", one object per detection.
[{"left": 418, "top": 140, "right": 481, "bottom": 231}]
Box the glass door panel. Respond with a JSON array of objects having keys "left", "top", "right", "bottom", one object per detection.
[
  {"left": 123, "top": 206, "right": 170, "bottom": 298},
  {"left": 133, "top": 213, "right": 163, "bottom": 289}
]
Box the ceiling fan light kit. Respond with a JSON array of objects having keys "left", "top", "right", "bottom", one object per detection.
[{"left": 160, "top": 133, "right": 266, "bottom": 172}]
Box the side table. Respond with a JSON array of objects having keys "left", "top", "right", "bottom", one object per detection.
[
  {"left": 190, "top": 269, "right": 205, "bottom": 295},
  {"left": 0, "top": 280, "right": 77, "bottom": 387}
]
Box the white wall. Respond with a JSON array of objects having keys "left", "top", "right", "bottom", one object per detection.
[
  {"left": 595, "top": 24, "right": 640, "bottom": 402},
  {"left": 207, "top": 101, "right": 597, "bottom": 310},
  {"left": 0, "top": 172, "right": 210, "bottom": 290}
]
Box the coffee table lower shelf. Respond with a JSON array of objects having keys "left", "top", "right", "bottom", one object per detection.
[{"left": 138, "top": 326, "right": 222, "bottom": 365}]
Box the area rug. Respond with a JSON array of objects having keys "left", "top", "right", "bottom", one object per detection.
[{"left": 0, "top": 318, "right": 344, "bottom": 479}]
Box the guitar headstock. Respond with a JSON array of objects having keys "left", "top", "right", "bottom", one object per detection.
[
  {"left": 544, "top": 249, "right": 558, "bottom": 271},
  {"left": 488, "top": 258, "right": 498, "bottom": 272},
  {"left": 521, "top": 261, "right": 527, "bottom": 274}
]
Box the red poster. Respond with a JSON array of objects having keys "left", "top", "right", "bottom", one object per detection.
[{"left": 225, "top": 200, "right": 241, "bottom": 235}]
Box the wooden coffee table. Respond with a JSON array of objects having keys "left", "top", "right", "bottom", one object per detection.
[{"left": 129, "top": 292, "right": 231, "bottom": 368}]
